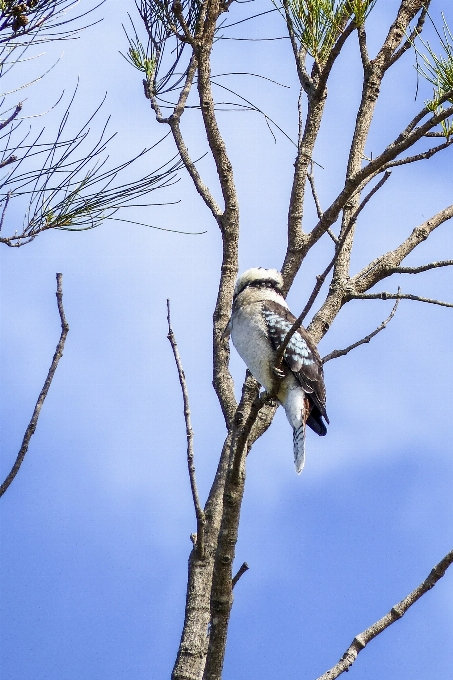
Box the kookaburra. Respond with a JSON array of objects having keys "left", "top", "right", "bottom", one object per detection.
[{"left": 226, "top": 267, "right": 329, "bottom": 473}]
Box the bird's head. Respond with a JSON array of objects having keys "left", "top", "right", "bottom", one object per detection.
[{"left": 234, "top": 267, "right": 284, "bottom": 299}]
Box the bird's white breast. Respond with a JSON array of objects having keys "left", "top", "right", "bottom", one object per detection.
[{"left": 231, "top": 300, "right": 276, "bottom": 392}]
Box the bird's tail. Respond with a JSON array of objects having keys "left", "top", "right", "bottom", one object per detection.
[{"left": 293, "top": 424, "right": 306, "bottom": 474}]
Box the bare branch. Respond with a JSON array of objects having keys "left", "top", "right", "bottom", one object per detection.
[
  {"left": 231, "top": 385, "right": 265, "bottom": 484},
  {"left": 195, "top": 3, "right": 240, "bottom": 428},
  {"left": 171, "top": 435, "right": 232, "bottom": 680},
  {"left": 281, "top": 0, "right": 313, "bottom": 95},
  {"left": 0, "top": 154, "right": 18, "bottom": 169},
  {"left": 276, "top": 172, "right": 392, "bottom": 373},
  {"left": 204, "top": 374, "right": 260, "bottom": 680},
  {"left": 389, "top": 260, "right": 453, "bottom": 275},
  {"left": 173, "top": 54, "right": 198, "bottom": 118},
  {"left": 350, "top": 170, "right": 392, "bottom": 222},
  {"left": 309, "top": 203, "right": 453, "bottom": 344},
  {"left": 276, "top": 217, "right": 361, "bottom": 375},
  {"left": 147, "top": 54, "right": 223, "bottom": 221},
  {"left": 316, "top": 21, "right": 356, "bottom": 95},
  {"left": 357, "top": 24, "right": 370, "bottom": 73},
  {"left": 322, "top": 296, "right": 400, "bottom": 364},
  {"left": 170, "top": 116, "right": 222, "bottom": 220},
  {"left": 172, "top": 0, "right": 195, "bottom": 44},
  {"left": 232, "top": 562, "right": 249, "bottom": 589},
  {"left": 318, "top": 1, "right": 431, "bottom": 295},
  {"left": 381, "top": 139, "right": 453, "bottom": 171},
  {"left": 0, "top": 273, "right": 69, "bottom": 498},
  {"left": 166, "top": 299, "right": 206, "bottom": 559},
  {"left": 387, "top": 3, "right": 430, "bottom": 69},
  {"left": 352, "top": 205, "right": 453, "bottom": 293},
  {"left": 316, "top": 548, "right": 453, "bottom": 680},
  {"left": 306, "top": 100, "right": 453, "bottom": 258},
  {"left": 0, "top": 192, "right": 11, "bottom": 231},
  {"left": 0, "top": 102, "right": 23, "bottom": 132},
  {"left": 378, "top": 1, "right": 429, "bottom": 73},
  {"left": 307, "top": 164, "right": 323, "bottom": 220},
  {"left": 307, "top": 163, "right": 337, "bottom": 243},
  {"left": 281, "top": 12, "right": 357, "bottom": 290},
  {"left": 394, "top": 89, "right": 453, "bottom": 142},
  {"left": 350, "top": 291, "right": 453, "bottom": 309}
]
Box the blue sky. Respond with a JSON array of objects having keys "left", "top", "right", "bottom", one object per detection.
[{"left": 0, "top": 1, "right": 452, "bottom": 678}]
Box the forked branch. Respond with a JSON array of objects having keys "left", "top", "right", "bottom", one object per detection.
[
  {"left": 316, "top": 548, "right": 453, "bottom": 680},
  {"left": 0, "top": 273, "right": 69, "bottom": 498},
  {"left": 274, "top": 173, "right": 392, "bottom": 375},
  {"left": 351, "top": 204, "right": 453, "bottom": 294},
  {"left": 275, "top": 227, "right": 358, "bottom": 375},
  {"left": 166, "top": 299, "right": 206, "bottom": 558}
]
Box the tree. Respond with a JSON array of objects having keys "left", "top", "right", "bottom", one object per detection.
[
  {"left": 123, "top": 0, "right": 453, "bottom": 678},
  {"left": 0, "top": 1, "right": 452, "bottom": 679}
]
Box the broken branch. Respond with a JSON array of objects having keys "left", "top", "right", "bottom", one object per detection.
[{"left": 232, "top": 561, "right": 249, "bottom": 588}]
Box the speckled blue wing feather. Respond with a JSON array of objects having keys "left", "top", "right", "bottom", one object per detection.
[{"left": 262, "top": 300, "right": 328, "bottom": 426}]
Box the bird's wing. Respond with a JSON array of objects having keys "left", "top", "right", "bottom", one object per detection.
[{"left": 262, "top": 300, "right": 328, "bottom": 422}]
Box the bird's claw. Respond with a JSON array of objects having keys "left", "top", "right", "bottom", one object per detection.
[{"left": 273, "top": 366, "right": 285, "bottom": 379}]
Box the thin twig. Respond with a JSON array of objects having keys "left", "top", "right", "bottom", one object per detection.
[
  {"left": 307, "top": 164, "right": 337, "bottom": 243},
  {"left": 232, "top": 562, "right": 249, "bottom": 588},
  {"left": 275, "top": 171, "right": 393, "bottom": 374},
  {"left": 0, "top": 102, "right": 23, "bottom": 132},
  {"left": 166, "top": 299, "right": 206, "bottom": 559},
  {"left": 350, "top": 291, "right": 453, "bottom": 308},
  {"left": 350, "top": 170, "right": 392, "bottom": 223},
  {"left": 388, "top": 260, "right": 453, "bottom": 275},
  {"left": 0, "top": 154, "right": 18, "bottom": 169},
  {"left": 149, "top": 54, "right": 223, "bottom": 221},
  {"left": 316, "top": 548, "right": 453, "bottom": 680},
  {"left": 0, "top": 273, "right": 69, "bottom": 498},
  {"left": 0, "top": 191, "right": 11, "bottom": 231},
  {"left": 380, "top": 140, "right": 453, "bottom": 171},
  {"left": 322, "top": 296, "right": 400, "bottom": 363},
  {"left": 282, "top": 0, "right": 313, "bottom": 95}
]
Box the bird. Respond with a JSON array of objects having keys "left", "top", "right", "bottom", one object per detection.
[{"left": 225, "top": 267, "right": 328, "bottom": 473}]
